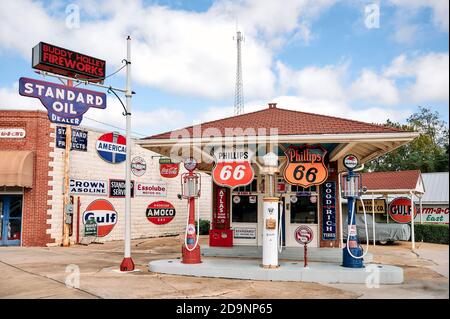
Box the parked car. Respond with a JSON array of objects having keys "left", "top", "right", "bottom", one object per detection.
[{"left": 343, "top": 213, "right": 411, "bottom": 244}]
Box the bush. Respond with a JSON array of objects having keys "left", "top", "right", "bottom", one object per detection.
[
  {"left": 414, "top": 224, "right": 449, "bottom": 244},
  {"left": 195, "top": 219, "right": 211, "bottom": 235}
]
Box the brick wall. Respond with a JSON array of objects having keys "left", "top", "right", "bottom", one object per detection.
[{"left": 0, "top": 110, "right": 54, "bottom": 246}]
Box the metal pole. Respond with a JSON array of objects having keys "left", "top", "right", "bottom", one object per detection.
[
  {"left": 372, "top": 193, "right": 376, "bottom": 247},
  {"left": 120, "top": 36, "right": 135, "bottom": 271},
  {"left": 410, "top": 191, "right": 415, "bottom": 250},
  {"left": 62, "top": 80, "right": 73, "bottom": 247}
]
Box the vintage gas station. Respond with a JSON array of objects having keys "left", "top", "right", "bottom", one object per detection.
[{"left": 139, "top": 102, "right": 419, "bottom": 283}]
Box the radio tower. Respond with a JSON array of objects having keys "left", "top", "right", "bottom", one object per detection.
[{"left": 234, "top": 30, "right": 244, "bottom": 115}]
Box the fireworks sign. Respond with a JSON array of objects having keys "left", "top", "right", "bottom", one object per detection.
[
  {"left": 32, "top": 42, "right": 106, "bottom": 83},
  {"left": 283, "top": 145, "right": 328, "bottom": 188},
  {"left": 212, "top": 147, "right": 255, "bottom": 188},
  {"left": 19, "top": 77, "right": 106, "bottom": 126}
]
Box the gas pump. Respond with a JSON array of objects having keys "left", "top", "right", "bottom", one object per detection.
[
  {"left": 341, "top": 154, "right": 369, "bottom": 268},
  {"left": 180, "top": 157, "right": 202, "bottom": 264}
]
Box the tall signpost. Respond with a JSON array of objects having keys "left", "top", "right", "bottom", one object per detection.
[
  {"left": 21, "top": 37, "right": 135, "bottom": 271},
  {"left": 120, "top": 36, "right": 134, "bottom": 271}
]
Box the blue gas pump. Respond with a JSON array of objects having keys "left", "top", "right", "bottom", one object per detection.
[{"left": 341, "top": 154, "right": 366, "bottom": 268}]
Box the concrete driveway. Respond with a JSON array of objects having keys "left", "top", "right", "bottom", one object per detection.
[{"left": 0, "top": 236, "right": 448, "bottom": 299}]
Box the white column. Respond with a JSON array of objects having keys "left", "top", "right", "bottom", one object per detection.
[
  {"left": 124, "top": 36, "right": 132, "bottom": 259},
  {"left": 410, "top": 192, "right": 415, "bottom": 250},
  {"left": 372, "top": 193, "right": 376, "bottom": 246},
  {"left": 420, "top": 196, "right": 423, "bottom": 224},
  {"left": 262, "top": 197, "right": 279, "bottom": 268}
]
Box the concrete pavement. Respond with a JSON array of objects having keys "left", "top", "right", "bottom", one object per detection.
[{"left": 0, "top": 236, "right": 447, "bottom": 299}]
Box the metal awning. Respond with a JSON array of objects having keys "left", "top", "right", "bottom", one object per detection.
[{"left": 0, "top": 151, "right": 34, "bottom": 188}]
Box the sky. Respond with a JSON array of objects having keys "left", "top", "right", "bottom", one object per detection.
[{"left": 0, "top": 0, "right": 448, "bottom": 138}]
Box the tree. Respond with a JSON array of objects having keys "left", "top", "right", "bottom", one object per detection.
[{"left": 366, "top": 107, "right": 449, "bottom": 173}]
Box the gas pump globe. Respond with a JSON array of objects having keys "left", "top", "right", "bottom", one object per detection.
[
  {"left": 340, "top": 172, "right": 362, "bottom": 198},
  {"left": 181, "top": 172, "right": 201, "bottom": 199}
]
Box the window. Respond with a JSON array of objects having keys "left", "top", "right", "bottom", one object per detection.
[
  {"left": 234, "top": 179, "right": 258, "bottom": 193},
  {"left": 232, "top": 195, "right": 258, "bottom": 223},
  {"left": 290, "top": 195, "right": 318, "bottom": 224}
]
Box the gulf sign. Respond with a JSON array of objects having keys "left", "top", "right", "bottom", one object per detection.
[
  {"left": 212, "top": 147, "right": 254, "bottom": 188},
  {"left": 32, "top": 42, "right": 106, "bottom": 83},
  {"left": 146, "top": 201, "right": 176, "bottom": 225},
  {"left": 83, "top": 199, "right": 117, "bottom": 237},
  {"left": 19, "top": 77, "right": 106, "bottom": 126},
  {"left": 96, "top": 132, "right": 126, "bottom": 164},
  {"left": 388, "top": 197, "right": 417, "bottom": 223}
]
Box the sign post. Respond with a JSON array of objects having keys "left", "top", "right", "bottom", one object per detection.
[
  {"left": 120, "top": 36, "right": 135, "bottom": 272},
  {"left": 62, "top": 81, "right": 73, "bottom": 247},
  {"left": 294, "top": 225, "right": 313, "bottom": 268}
]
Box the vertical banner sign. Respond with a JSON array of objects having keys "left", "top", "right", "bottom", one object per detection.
[
  {"left": 96, "top": 132, "right": 127, "bottom": 164},
  {"left": 56, "top": 126, "right": 88, "bottom": 151},
  {"left": 215, "top": 187, "right": 229, "bottom": 228},
  {"left": 283, "top": 145, "right": 328, "bottom": 188},
  {"left": 322, "top": 181, "right": 336, "bottom": 240},
  {"left": 19, "top": 77, "right": 106, "bottom": 126},
  {"left": 212, "top": 147, "right": 255, "bottom": 188}
]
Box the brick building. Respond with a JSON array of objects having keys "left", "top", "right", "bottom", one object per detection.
[{"left": 0, "top": 110, "right": 212, "bottom": 246}]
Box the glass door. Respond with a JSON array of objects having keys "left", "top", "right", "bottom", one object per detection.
[{"left": 0, "top": 195, "right": 23, "bottom": 246}]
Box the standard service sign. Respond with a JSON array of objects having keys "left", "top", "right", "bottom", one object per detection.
[
  {"left": 96, "top": 132, "right": 126, "bottom": 164},
  {"left": 19, "top": 77, "right": 106, "bottom": 126},
  {"left": 83, "top": 199, "right": 117, "bottom": 237},
  {"left": 146, "top": 201, "right": 176, "bottom": 225}
]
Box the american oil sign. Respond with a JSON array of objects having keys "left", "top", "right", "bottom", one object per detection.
[
  {"left": 32, "top": 42, "right": 106, "bottom": 83},
  {"left": 96, "top": 132, "right": 126, "bottom": 164},
  {"left": 19, "top": 77, "right": 106, "bottom": 126},
  {"left": 283, "top": 145, "right": 328, "bottom": 188}
]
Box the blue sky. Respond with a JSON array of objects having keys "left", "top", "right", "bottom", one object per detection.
[{"left": 0, "top": 0, "right": 448, "bottom": 137}]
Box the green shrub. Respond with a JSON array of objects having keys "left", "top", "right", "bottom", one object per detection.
[
  {"left": 195, "top": 219, "right": 211, "bottom": 235},
  {"left": 414, "top": 224, "right": 449, "bottom": 244}
]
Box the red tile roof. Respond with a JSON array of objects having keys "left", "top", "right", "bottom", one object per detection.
[
  {"left": 145, "top": 104, "right": 403, "bottom": 139},
  {"left": 361, "top": 170, "right": 421, "bottom": 191}
]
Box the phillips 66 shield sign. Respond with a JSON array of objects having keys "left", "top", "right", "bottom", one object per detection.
[
  {"left": 212, "top": 147, "right": 255, "bottom": 188},
  {"left": 283, "top": 145, "right": 328, "bottom": 188}
]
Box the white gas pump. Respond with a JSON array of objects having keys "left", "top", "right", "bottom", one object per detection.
[
  {"left": 180, "top": 158, "right": 202, "bottom": 263},
  {"left": 341, "top": 154, "right": 369, "bottom": 268}
]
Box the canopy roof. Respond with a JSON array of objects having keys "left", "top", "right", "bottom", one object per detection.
[
  {"left": 361, "top": 170, "right": 425, "bottom": 194},
  {"left": 138, "top": 103, "right": 419, "bottom": 172}
]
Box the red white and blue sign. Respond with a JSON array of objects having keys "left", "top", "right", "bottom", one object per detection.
[
  {"left": 96, "top": 132, "right": 126, "bottom": 164},
  {"left": 83, "top": 199, "right": 117, "bottom": 237},
  {"left": 18, "top": 77, "right": 106, "bottom": 126}
]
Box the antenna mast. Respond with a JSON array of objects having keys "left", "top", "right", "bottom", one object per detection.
[{"left": 234, "top": 30, "right": 244, "bottom": 115}]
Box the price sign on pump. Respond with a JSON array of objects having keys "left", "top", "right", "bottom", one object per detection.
[{"left": 212, "top": 147, "right": 255, "bottom": 188}]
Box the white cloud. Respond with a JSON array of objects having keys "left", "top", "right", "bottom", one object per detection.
[
  {"left": 384, "top": 52, "right": 449, "bottom": 103},
  {"left": 277, "top": 61, "right": 347, "bottom": 101},
  {"left": 350, "top": 69, "right": 400, "bottom": 105},
  {"left": 390, "top": 0, "right": 449, "bottom": 32},
  {"left": 0, "top": 82, "right": 43, "bottom": 110},
  {"left": 0, "top": 0, "right": 337, "bottom": 102}
]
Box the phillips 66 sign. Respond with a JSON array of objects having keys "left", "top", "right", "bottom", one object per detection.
[
  {"left": 283, "top": 145, "right": 328, "bottom": 188},
  {"left": 212, "top": 147, "right": 255, "bottom": 188}
]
